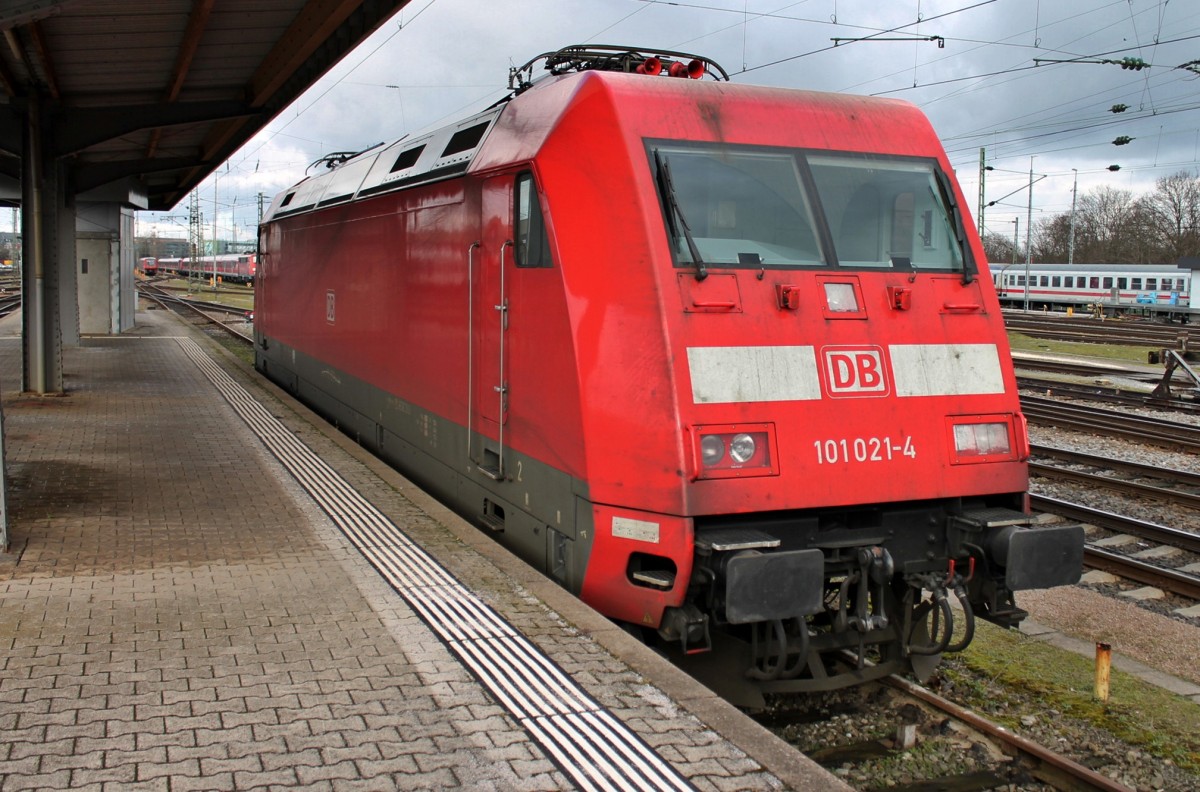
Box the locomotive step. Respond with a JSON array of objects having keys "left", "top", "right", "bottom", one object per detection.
[
  {"left": 695, "top": 528, "right": 782, "bottom": 553},
  {"left": 956, "top": 507, "right": 1035, "bottom": 528},
  {"left": 632, "top": 569, "right": 676, "bottom": 589}
]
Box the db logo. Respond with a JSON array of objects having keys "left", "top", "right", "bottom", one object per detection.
[{"left": 821, "top": 346, "right": 890, "bottom": 397}]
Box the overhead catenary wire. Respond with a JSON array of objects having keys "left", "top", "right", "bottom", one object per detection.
[
  {"left": 144, "top": 0, "right": 1200, "bottom": 245},
  {"left": 651, "top": 0, "right": 1194, "bottom": 181}
]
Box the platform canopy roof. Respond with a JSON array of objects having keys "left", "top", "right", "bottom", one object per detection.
[{"left": 0, "top": 0, "right": 410, "bottom": 210}]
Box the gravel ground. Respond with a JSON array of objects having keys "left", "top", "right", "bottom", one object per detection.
[
  {"left": 1026, "top": 401, "right": 1200, "bottom": 643},
  {"left": 1018, "top": 586, "right": 1200, "bottom": 686},
  {"left": 772, "top": 390, "right": 1200, "bottom": 791},
  {"left": 775, "top": 678, "right": 1200, "bottom": 791}
]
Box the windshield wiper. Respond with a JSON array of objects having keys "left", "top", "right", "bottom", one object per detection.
[
  {"left": 654, "top": 150, "right": 707, "bottom": 281},
  {"left": 933, "top": 169, "right": 974, "bottom": 285}
]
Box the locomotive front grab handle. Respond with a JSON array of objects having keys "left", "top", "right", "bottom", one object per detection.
[
  {"left": 494, "top": 241, "right": 513, "bottom": 480},
  {"left": 467, "top": 241, "right": 480, "bottom": 468}
]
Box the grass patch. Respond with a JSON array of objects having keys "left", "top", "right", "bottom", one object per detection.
[
  {"left": 1006, "top": 331, "right": 1155, "bottom": 365},
  {"left": 219, "top": 337, "right": 255, "bottom": 367},
  {"left": 936, "top": 620, "right": 1200, "bottom": 771}
]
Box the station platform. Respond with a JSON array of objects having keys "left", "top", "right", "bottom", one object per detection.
[{"left": 0, "top": 306, "right": 848, "bottom": 791}]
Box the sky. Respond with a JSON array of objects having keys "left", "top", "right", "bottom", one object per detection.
[{"left": 140, "top": 0, "right": 1200, "bottom": 251}]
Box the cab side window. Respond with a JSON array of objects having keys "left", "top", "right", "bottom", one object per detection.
[{"left": 515, "top": 172, "right": 552, "bottom": 268}]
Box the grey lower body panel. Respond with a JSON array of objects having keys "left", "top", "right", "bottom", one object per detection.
[{"left": 255, "top": 337, "right": 594, "bottom": 593}]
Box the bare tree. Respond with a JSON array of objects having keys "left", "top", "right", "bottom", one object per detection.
[
  {"left": 981, "top": 230, "right": 1021, "bottom": 266},
  {"left": 1079, "top": 186, "right": 1137, "bottom": 261},
  {"left": 1027, "top": 175, "right": 1200, "bottom": 265},
  {"left": 1033, "top": 213, "right": 1071, "bottom": 262},
  {"left": 1138, "top": 171, "right": 1200, "bottom": 262}
]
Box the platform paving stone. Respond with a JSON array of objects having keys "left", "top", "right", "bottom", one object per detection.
[{"left": 0, "top": 310, "right": 846, "bottom": 790}]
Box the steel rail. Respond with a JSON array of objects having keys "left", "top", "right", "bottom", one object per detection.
[
  {"left": 1083, "top": 546, "right": 1200, "bottom": 600},
  {"left": 0, "top": 294, "right": 21, "bottom": 318},
  {"left": 1031, "top": 463, "right": 1200, "bottom": 511},
  {"left": 1019, "top": 378, "right": 1200, "bottom": 413},
  {"left": 1031, "top": 495, "right": 1200, "bottom": 555},
  {"left": 1012, "top": 355, "right": 1150, "bottom": 379},
  {"left": 1032, "top": 445, "right": 1200, "bottom": 488}
]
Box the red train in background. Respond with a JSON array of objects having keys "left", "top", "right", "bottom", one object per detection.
[
  {"left": 137, "top": 257, "right": 158, "bottom": 276},
  {"left": 155, "top": 253, "right": 256, "bottom": 284},
  {"left": 255, "top": 45, "right": 1083, "bottom": 704}
]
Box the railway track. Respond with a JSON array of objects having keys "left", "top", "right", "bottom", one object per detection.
[
  {"left": 1032, "top": 495, "right": 1200, "bottom": 555},
  {"left": 0, "top": 291, "right": 20, "bottom": 319},
  {"left": 1083, "top": 545, "right": 1200, "bottom": 601},
  {"left": 1030, "top": 445, "right": 1200, "bottom": 511},
  {"left": 1021, "top": 395, "right": 1200, "bottom": 453},
  {"left": 1018, "top": 377, "right": 1200, "bottom": 414},
  {"left": 1012, "top": 354, "right": 1163, "bottom": 381},
  {"left": 1032, "top": 495, "right": 1200, "bottom": 601},
  {"left": 766, "top": 670, "right": 1140, "bottom": 792},
  {"left": 1005, "top": 313, "right": 1192, "bottom": 348},
  {"left": 884, "top": 675, "right": 1136, "bottom": 792},
  {"left": 154, "top": 280, "right": 255, "bottom": 299},
  {"left": 138, "top": 283, "right": 254, "bottom": 346},
  {"left": 1012, "top": 345, "right": 1200, "bottom": 412}
]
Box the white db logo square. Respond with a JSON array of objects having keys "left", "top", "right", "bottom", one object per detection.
[{"left": 822, "top": 347, "right": 889, "bottom": 397}]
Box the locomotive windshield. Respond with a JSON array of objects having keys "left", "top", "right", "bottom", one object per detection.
[{"left": 649, "top": 143, "right": 969, "bottom": 274}]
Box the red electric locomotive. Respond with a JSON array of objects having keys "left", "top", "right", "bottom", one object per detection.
[{"left": 256, "top": 46, "right": 1083, "bottom": 703}]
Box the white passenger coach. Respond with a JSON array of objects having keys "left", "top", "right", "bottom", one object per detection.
[{"left": 992, "top": 260, "right": 1200, "bottom": 319}]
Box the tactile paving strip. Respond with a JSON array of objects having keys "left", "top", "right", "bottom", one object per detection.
[{"left": 178, "top": 337, "right": 694, "bottom": 792}]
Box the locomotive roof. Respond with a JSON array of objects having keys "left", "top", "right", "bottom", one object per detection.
[
  {"left": 263, "top": 66, "right": 929, "bottom": 224},
  {"left": 263, "top": 104, "right": 505, "bottom": 221}
]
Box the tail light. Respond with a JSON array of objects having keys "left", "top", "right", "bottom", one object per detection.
[{"left": 947, "top": 415, "right": 1018, "bottom": 464}]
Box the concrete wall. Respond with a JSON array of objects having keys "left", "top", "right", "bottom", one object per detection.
[
  {"left": 76, "top": 202, "right": 136, "bottom": 335},
  {"left": 76, "top": 234, "right": 113, "bottom": 334}
]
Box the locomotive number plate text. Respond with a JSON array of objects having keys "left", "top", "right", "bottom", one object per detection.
[{"left": 813, "top": 436, "right": 916, "bottom": 465}]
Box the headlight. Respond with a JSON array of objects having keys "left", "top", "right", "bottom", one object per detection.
[
  {"left": 693, "top": 424, "right": 778, "bottom": 479},
  {"left": 701, "top": 435, "right": 725, "bottom": 466},
  {"left": 729, "top": 433, "right": 756, "bottom": 463}
]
